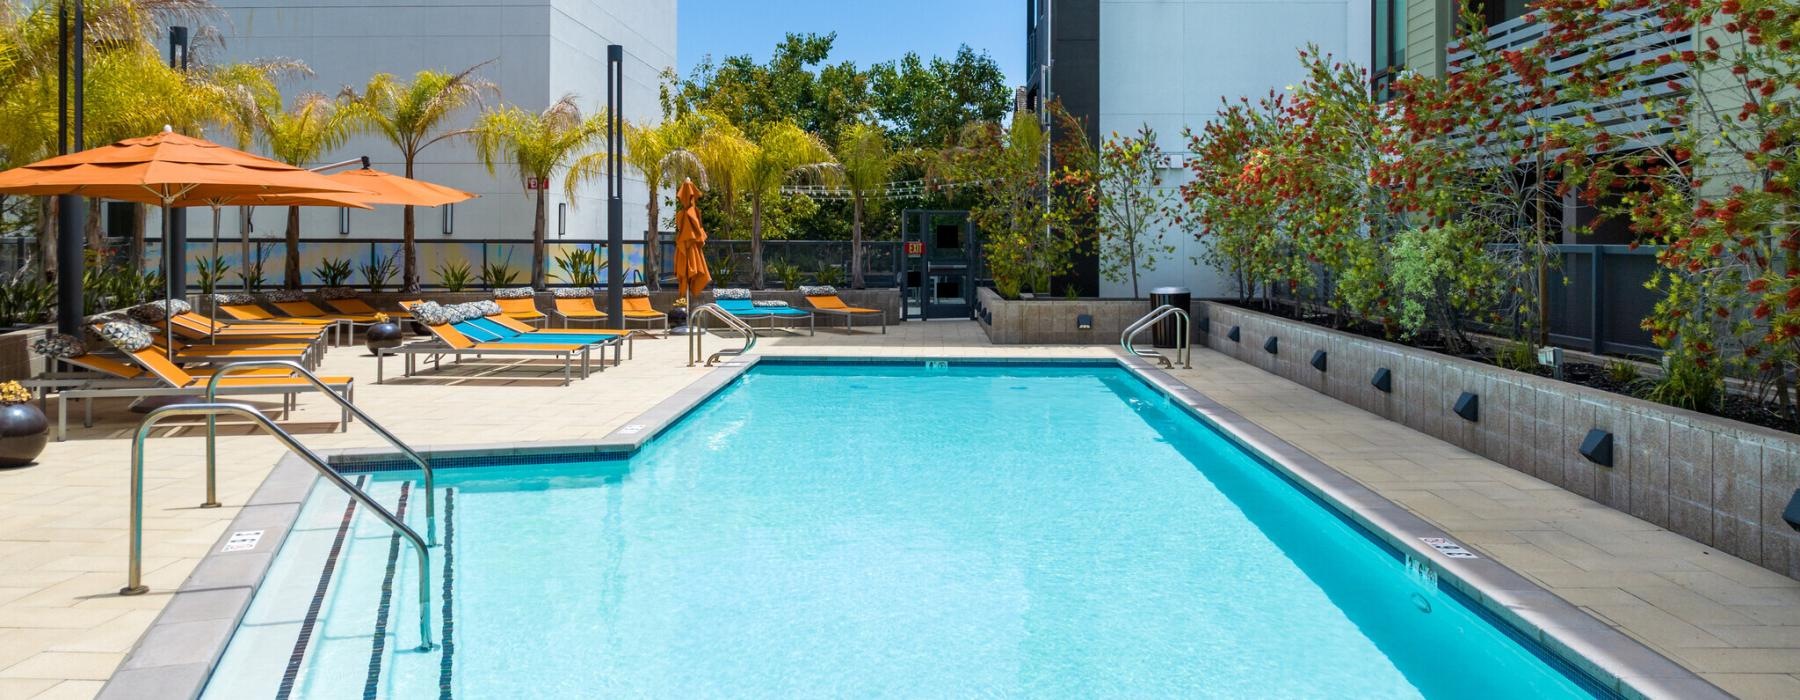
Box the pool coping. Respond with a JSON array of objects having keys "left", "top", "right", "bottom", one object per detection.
[
  {"left": 1113, "top": 353, "right": 1727, "bottom": 700},
  {"left": 100, "top": 352, "right": 1726, "bottom": 699}
]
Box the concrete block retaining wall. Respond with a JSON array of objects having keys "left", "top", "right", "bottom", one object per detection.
[
  {"left": 976, "top": 287, "right": 1157, "bottom": 344},
  {"left": 1199, "top": 301, "right": 1800, "bottom": 579}
]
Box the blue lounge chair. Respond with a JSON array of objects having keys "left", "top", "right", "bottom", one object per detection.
[
  {"left": 451, "top": 316, "right": 629, "bottom": 366},
  {"left": 713, "top": 298, "right": 815, "bottom": 335}
]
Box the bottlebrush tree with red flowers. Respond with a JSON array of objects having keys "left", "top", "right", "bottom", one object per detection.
[
  {"left": 1533, "top": 0, "right": 1800, "bottom": 416},
  {"left": 1266, "top": 46, "right": 1411, "bottom": 328},
  {"left": 1176, "top": 91, "right": 1300, "bottom": 305},
  {"left": 1382, "top": 6, "right": 1595, "bottom": 353}
]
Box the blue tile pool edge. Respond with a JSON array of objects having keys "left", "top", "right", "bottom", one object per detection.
[{"left": 102, "top": 353, "right": 1726, "bottom": 700}]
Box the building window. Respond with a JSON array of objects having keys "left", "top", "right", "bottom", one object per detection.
[
  {"left": 1373, "top": 0, "right": 1405, "bottom": 100},
  {"left": 1029, "top": 0, "right": 1039, "bottom": 30},
  {"left": 1479, "top": 0, "right": 1530, "bottom": 27}
]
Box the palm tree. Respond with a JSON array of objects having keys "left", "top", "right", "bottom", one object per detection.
[
  {"left": 472, "top": 94, "right": 608, "bottom": 290},
  {"left": 234, "top": 92, "right": 358, "bottom": 288},
  {"left": 834, "top": 122, "right": 900, "bottom": 289},
  {"left": 344, "top": 65, "right": 493, "bottom": 291},
  {"left": 739, "top": 122, "right": 836, "bottom": 289},
  {"left": 569, "top": 112, "right": 706, "bottom": 291}
]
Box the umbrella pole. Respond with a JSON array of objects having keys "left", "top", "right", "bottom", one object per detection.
[
  {"left": 163, "top": 203, "right": 175, "bottom": 362},
  {"left": 240, "top": 206, "right": 251, "bottom": 293},
  {"left": 210, "top": 205, "right": 221, "bottom": 346}
]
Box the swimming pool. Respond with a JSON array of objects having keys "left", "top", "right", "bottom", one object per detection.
[{"left": 201, "top": 359, "right": 1614, "bottom": 698}]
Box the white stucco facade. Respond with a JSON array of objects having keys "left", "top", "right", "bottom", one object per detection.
[
  {"left": 173, "top": 0, "right": 675, "bottom": 249},
  {"left": 1095, "top": 0, "right": 1370, "bottom": 298}
]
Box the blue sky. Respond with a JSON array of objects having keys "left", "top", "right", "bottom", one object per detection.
[{"left": 677, "top": 0, "right": 1024, "bottom": 88}]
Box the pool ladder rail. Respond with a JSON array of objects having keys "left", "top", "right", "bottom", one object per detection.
[
  {"left": 1121, "top": 304, "right": 1194, "bottom": 370},
  {"left": 687, "top": 303, "right": 758, "bottom": 367},
  {"left": 121, "top": 361, "right": 438, "bottom": 652}
]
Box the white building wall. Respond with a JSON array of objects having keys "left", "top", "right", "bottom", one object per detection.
[
  {"left": 171, "top": 1, "right": 675, "bottom": 256},
  {"left": 1096, "top": 0, "right": 1370, "bottom": 298}
]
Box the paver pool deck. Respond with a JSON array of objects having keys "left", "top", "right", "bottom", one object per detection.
[{"left": 1, "top": 321, "right": 1797, "bottom": 699}]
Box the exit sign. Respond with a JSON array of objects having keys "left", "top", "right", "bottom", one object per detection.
[
  {"left": 905, "top": 241, "right": 924, "bottom": 256},
  {"left": 525, "top": 177, "right": 549, "bottom": 189}
]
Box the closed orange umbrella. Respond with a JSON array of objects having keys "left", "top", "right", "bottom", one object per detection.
[{"left": 673, "top": 178, "right": 711, "bottom": 305}]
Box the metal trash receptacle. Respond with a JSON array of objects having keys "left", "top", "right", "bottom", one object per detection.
[{"left": 1148, "top": 287, "right": 1190, "bottom": 348}]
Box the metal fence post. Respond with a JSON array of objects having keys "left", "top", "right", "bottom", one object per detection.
[{"left": 1590, "top": 246, "right": 1605, "bottom": 354}]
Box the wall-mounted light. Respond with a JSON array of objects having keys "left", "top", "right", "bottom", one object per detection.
[
  {"left": 168, "top": 26, "right": 189, "bottom": 72},
  {"left": 1580, "top": 429, "right": 1614, "bottom": 467},
  {"left": 338, "top": 208, "right": 350, "bottom": 236},
  {"left": 558, "top": 202, "right": 567, "bottom": 238},
  {"left": 441, "top": 203, "right": 454, "bottom": 236},
  {"left": 1075, "top": 313, "right": 1092, "bottom": 330},
  {"left": 1454, "top": 392, "right": 1480, "bottom": 422}
]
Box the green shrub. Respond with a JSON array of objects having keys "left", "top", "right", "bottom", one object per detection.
[
  {"left": 767, "top": 258, "right": 803, "bottom": 290},
  {"left": 313, "top": 257, "right": 353, "bottom": 287},
  {"left": 360, "top": 251, "right": 400, "bottom": 292},
  {"left": 1387, "top": 223, "right": 1501, "bottom": 353},
  {"left": 814, "top": 264, "right": 845, "bottom": 287},
  {"left": 552, "top": 248, "right": 600, "bottom": 286},
  {"left": 435, "top": 260, "right": 473, "bottom": 292},
  {"left": 1639, "top": 354, "right": 1723, "bottom": 412},
  {"left": 197, "top": 257, "right": 232, "bottom": 294},
  {"left": 1604, "top": 359, "right": 1640, "bottom": 385},
  {"left": 1493, "top": 341, "right": 1537, "bottom": 372}
]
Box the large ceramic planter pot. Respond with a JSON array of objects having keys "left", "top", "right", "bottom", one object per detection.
[
  {"left": 365, "top": 322, "right": 404, "bottom": 354},
  {"left": 0, "top": 403, "right": 48, "bottom": 467}
]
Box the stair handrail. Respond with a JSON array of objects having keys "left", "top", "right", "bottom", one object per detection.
[
  {"left": 1121, "top": 304, "right": 1193, "bottom": 369},
  {"left": 204, "top": 360, "right": 437, "bottom": 546},
  {"left": 122, "top": 402, "right": 435, "bottom": 652},
  {"left": 688, "top": 303, "right": 758, "bottom": 367}
]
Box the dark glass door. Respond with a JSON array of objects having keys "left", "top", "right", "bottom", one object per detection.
[{"left": 901, "top": 210, "right": 977, "bottom": 320}]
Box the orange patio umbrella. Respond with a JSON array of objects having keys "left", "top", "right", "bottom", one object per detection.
[
  {"left": 304, "top": 166, "right": 477, "bottom": 207},
  {"left": 0, "top": 128, "right": 368, "bottom": 354},
  {"left": 673, "top": 178, "right": 712, "bottom": 308}
]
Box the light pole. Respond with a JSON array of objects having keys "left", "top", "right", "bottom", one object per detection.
[
  {"left": 604, "top": 45, "right": 624, "bottom": 322},
  {"left": 53, "top": 1, "right": 86, "bottom": 335},
  {"left": 165, "top": 26, "right": 190, "bottom": 298}
]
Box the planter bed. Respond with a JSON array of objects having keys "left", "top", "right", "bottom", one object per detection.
[{"left": 1199, "top": 300, "right": 1800, "bottom": 580}]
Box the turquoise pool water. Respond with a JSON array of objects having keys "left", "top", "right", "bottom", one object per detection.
[{"left": 205, "top": 360, "right": 1606, "bottom": 698}]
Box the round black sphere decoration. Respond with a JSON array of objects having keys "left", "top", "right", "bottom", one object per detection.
[{"left": 0, "top": 402, "right": 48, "bottom": 467}]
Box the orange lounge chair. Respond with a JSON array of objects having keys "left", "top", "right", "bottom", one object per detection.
[
  {"left": 53, "top": 339, "right": 354, "bottom": 440},
  {"left": 493, "top": 295, "right": 548, "bottom": 325},
  {"left": 620, "top": 296, "right": 669, "bottom": 330},
  {"left": 320, "top": 296, "right": 411, "bottom": 320},
  {"left": 550, "top": 295, "right": 608, "bottom": 328},
  {"left": 802, "top": 288, "right": 885, "bottom": 334}
]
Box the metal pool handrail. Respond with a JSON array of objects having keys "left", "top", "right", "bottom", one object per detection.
[
  {"left": 122, "top": 402, "right": 435, "bottom": 652},
  {"left": 688, "top": 303, "right": 758, "bottom": 367},
  {"left": 1121, "top": 305, "right": 1193, "bottom": 369},
  {"left": 204, "top": 360, "right": 437, "bottom": 546}
]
